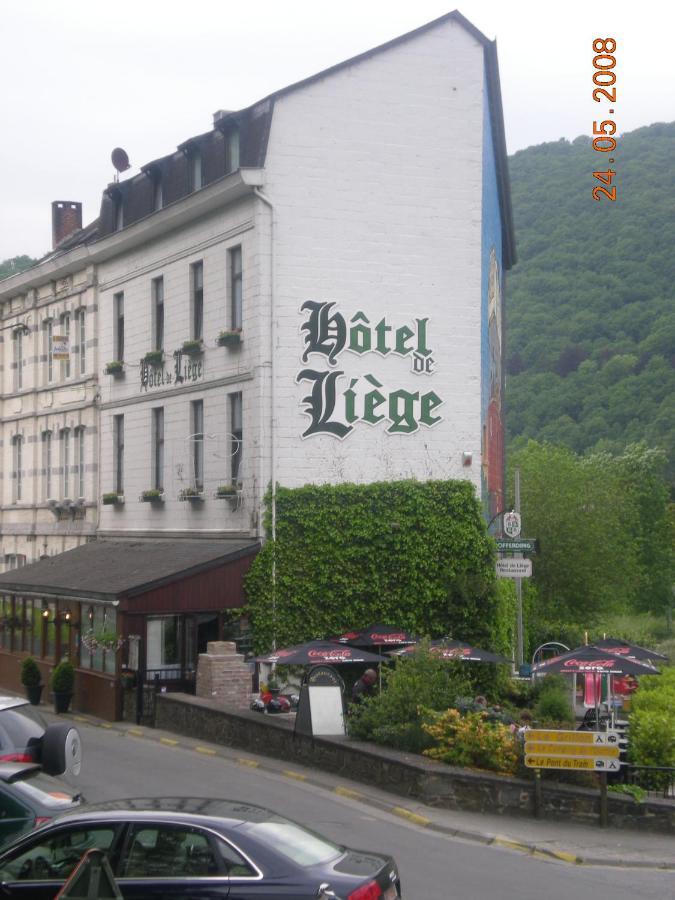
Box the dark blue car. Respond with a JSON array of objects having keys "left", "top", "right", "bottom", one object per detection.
[{"left": 0, "top": 797, "right": 402, "bottom": 899}]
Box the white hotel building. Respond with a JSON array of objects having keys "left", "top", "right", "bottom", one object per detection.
[{"left": 0, "top": 11, "right": 514, "bottom": 717}]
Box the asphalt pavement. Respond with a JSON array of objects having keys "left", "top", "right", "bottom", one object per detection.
[{"left": 53, "top": 708, "right": 674, "bottom": 871}]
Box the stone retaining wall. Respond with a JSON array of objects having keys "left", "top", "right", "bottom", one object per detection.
[{"left": 154, "top": 692, "right": 674, "bottom": 834}]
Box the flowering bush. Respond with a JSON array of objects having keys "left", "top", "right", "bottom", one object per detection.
[{"left": 421, "top": 707, "right": 520, "bottom": 775}]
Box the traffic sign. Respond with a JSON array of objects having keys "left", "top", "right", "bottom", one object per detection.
[
  {"left": 496, "top": 558, "right": 532, "bottom": 578},
  {"left": 525, "top": 729, "right": 620, "bottom": 746},
  {"left": 496, "top": 538, "right": 538, "bottom": 554},
  {"left": 525, "top": 742, "right": 620, "bottom": 758},
  {"left": 525, "top": 756, "right": 621, "bottom": 771}
]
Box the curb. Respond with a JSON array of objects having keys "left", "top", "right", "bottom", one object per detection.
[{"left": 68, "top": 713, "right": 675, "bottom": 871}]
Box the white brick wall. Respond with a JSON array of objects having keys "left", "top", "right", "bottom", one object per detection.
[{"left": 264, "top": 19, "right": 486, "bottom": 495}]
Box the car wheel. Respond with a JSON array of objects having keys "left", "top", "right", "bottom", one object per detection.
[{"left": 41, "top": 723, "right": 82, "bottom": 777}]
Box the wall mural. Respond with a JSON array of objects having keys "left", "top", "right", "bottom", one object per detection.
[
  {"left": 296, "top": 301, "right": 444, "bottom": 439},
  {"left": 482, "top": 248, "right": 504, "bottom": 519}
]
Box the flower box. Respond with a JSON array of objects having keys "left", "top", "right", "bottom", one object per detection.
[
  {"left": 102, "top": 492, "right": 124, "bottom": 506},
  {"left": 105, "top": 361, "right": 124, "bottom": 376},
  {"left": 216, "top": 330, "right": 242, "bottom": 347},
  {"left": 181, "top": 339, "right": 204, "bottom": 356},
  {"left": 178, "top": 487, "right": 205, "bottom": 502},
  {"left": 140, "top": 489, "right": 164, "bottom": 503},
  {"left": 143, "top": 350, "right": 164, "bottom": 367},
  {"left": 215, "top": 484, "right": 239, "bottom": 498}
]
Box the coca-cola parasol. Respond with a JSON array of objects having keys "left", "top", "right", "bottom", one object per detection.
[
  {"left": 255, "top": 640, "right": 383, "bottom": 666},
  {"left": 332, "top": 624, "right": 418, "bottom": 647},
  {"left": 391, "top": 639, "right": 512, "bottom": 664},
  {"left": 531, "top": 645, "right": 660, "bottom": 676},
  {"left": 593, "top": 637, "right": 668, "bottom": 662}
]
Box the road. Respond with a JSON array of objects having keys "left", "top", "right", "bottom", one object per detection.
[{"left": 66, "top": 719, "right": 672, "bottom": 900}]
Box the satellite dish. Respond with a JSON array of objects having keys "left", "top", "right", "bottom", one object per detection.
[{"left": 111, "top": 147, "right": 130, "bottom": 173}]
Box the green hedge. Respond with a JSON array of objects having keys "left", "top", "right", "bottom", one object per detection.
[
  {"left": 628, "top": 668, "right": 675, "bottom": 770},
  {"left": 245, "top": 479, "right": 509, "bottom": 655}
]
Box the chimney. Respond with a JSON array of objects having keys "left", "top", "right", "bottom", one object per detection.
[
  {"left": 213, "top": 109, "right": 233, "bottom": 126},
  {"left": 51, "top": 201, "right": 82, "bottom": 249}
]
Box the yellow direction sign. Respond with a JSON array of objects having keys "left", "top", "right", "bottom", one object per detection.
[
  {"left": 526, "top": 742, "right": 620, "bottom": 758},
  {"left": 525, "top": 756, "right": 597, "bottom": 770},
  {"left": 525, "top": 729, "right": 620, "bottom": 746},
  {"left": 525, "top": 756, "right": 621, "bottom": 772}
]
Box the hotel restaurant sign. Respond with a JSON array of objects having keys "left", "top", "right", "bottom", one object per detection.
[{"left": 297, "top": 301, "right": 443, "bottom": 438}]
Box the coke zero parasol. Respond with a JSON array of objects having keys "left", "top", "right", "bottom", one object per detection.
[
  {"left": 333, "top": 624, "right": 417, "bottom": 647},
  {"left": 593, "top": 637, "right": 668, "bottom": 662},
  {"left": 391, "top": 639, "right": 512, "bottom": 664},
  {"left": 531, "top": 645, "right": 660, "bottom": 676},
  {"left": 256, "top": 640, "right": 383, "bottom": 666}
]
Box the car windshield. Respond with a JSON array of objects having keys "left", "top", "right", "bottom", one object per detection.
[
  {"left": 247, "top": 818, "right": 342, "bottom": 867},
  {"left": 12, "top": 771, "right": 79, "bottom": 809},
  {"left": 0, "top": 704, "right": 46, "bottom": 755}
]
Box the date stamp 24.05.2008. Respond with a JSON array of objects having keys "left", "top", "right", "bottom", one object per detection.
[{"left": 592, "top": 38, "right": 618, "bottom": 201}]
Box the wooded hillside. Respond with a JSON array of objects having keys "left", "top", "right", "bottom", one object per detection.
[{"left": 506, "top": 122, "right": 674, "bottom": 484}]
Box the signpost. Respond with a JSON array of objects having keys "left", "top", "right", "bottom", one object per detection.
[
  {"left": 496, "top": 538, "right": 538, "bottom": 553},
  {"left": 524, "top": 730, "right": 622, "bottom": 825},
  {"left": 496, "top": 558, "right": 532, "bottom": 578}
]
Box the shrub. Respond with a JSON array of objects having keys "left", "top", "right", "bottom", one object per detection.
[
  {"left": 422, "top": 708, "right": 520, "bottom": 774},
  {"left": 348, "top": 645, "right": 470, "bottom": 753},
  {"left": 629, "top": 669, "right": 675, "bottom": 775},
  {"left": 533, "top": 674, "right": 574, "bottom": 725},
  {"left": 51, "top": 660, "right": 75, "bottom": 694},
  {"left": 20, "top": 657, "right": 41, "bottom": 687}
]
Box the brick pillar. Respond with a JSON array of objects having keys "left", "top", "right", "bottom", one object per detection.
[{"left": 196, "top": 641, "right": 255, "bottom": 709}]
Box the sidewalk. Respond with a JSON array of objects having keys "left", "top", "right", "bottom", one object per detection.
[{"left": 60, "top": 709, "right": 675, "bottom": 870}]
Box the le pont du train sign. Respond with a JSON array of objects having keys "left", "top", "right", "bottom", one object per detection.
[{"left": 296, "top": 301, "right": 444, "bottom": 439}]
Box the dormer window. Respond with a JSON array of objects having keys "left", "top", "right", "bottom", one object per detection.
[
  {"left": 189, "top": 149, "right": 202, "bottom": 192},
  {"left": 225, "top": 130, "right": 239, "bottom": 174},
  {"left": 152, "top": 172, "right": 163, "bottom": 211},
  {"left": 112, "top": 191, "right": 124, "bottom": 231}
]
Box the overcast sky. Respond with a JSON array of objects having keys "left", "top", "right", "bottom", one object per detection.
[{"left": 1, "top": 0, "right": 672, "bottom": 260}]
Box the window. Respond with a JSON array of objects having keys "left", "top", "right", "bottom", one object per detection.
[
  {"left": 113, "top": 192, "right": 123, "bottom": 231},
  {"left": 60, "top": 312, "right": 71, "bottom": 378},
  {"left": 191, "top": 400, "right": 204, "bottom": 490},
  {"left": 189, "top": 148, "right": 202, "bottom": 191},
  {"left": 113, "top": 415, "right": 124, "bottom": 494},
  {"left": 44, "top": 319, "right": 54, "bottom": 383},
  {"left": 225, "top": 129, "right": 240, "bottom": 173},
  {"left": 152, "top": 277, "right": 164, "bottom": 351},
  {"left": 76, "top": 308, "right": 86, "bottom": 374},
  {"left": 42, "top": 431, "right": 53, "bottom": 500},
  {"left": 152, "top": 408, "right": 164, "bottom": 492},
  {"left": 146, "top": 616, "right": 181, "bottom": 673},
  {"left": 191, "top": 262, "right": 203, "bottom": 341},
  {"left": 114, "top": 292, "right": 124, "bottom": 362},
  {"left": 0, "top": 825, "right": 119, "bottom": 884},
  {"left": 123, "top": 824, "right": 220, "bottom": 879},
  {"left": 152, "top": 171, "right": 163, "bottom": 211},
  {"left": 11, "top": 435, "right": 23, "bottom": 502},
  {"left": 230, "top": 392, "right": 242, "bottom": 484},
  {"left": 74, "top": 427, "right": 85, "bottom": 498},
  {"left": 60, "top": 429, "right": 70, "bottom": 498},
  {"left": 229, "top": 246, "right": 242, "bottom": 330},
  {"left": 12, "top": 328, "right": 23, "bottom": 391},
  {"left": 4, "top": 555, "right": 26, "bottom": 570}
]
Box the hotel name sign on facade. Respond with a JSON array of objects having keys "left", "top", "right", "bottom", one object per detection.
[{"left": 297, "top": 301, "right": 443, "bottom": 439}]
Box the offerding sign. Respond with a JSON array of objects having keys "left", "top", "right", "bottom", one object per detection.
[{"left": 52, "top": 334, "right": 69, "bottom": 361}]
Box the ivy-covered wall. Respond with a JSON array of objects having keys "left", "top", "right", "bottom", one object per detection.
[{"left": 245, "top": 479, "right": 511, "bottom": 655}]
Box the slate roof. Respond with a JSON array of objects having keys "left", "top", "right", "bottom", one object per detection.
[{"left": 0, "top": 540, "right": 260, "bottom": 602}]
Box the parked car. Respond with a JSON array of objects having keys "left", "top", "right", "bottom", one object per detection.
[
  {"left": 0, "top": 696, "right": 82, "bottom": 778},
  {"left": 0, "top": 763, "right": 83, "bottom": 847},
  {"left": 0, "top": 797, "right": 402, "bottom": 899}
]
